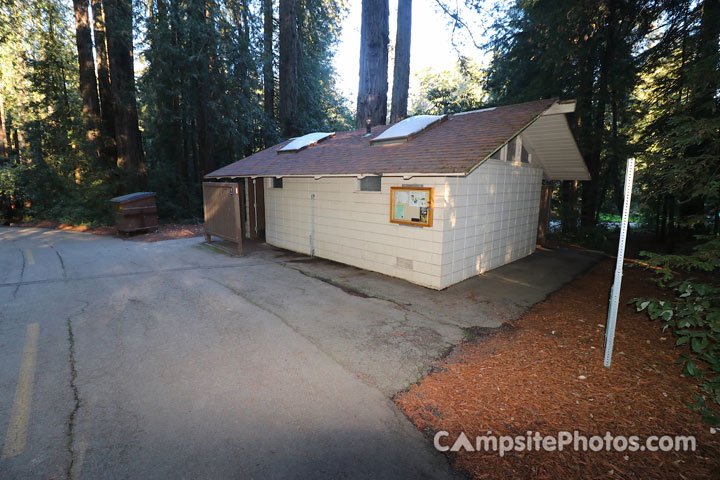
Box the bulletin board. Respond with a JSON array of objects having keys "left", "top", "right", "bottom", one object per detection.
[{"left": 390, "top": 187, "right": 433, "bottom": 227}]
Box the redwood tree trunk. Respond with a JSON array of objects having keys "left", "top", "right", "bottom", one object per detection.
[
  {"left": 390, "top": 0, "right": 411, "bottom": 123},
  {"left": 72, "top": 0, "right": 100, "bottom": 121},
  {"left": 72, "top": 0, "right": 102, "bottom": 161},
  {"left": 103, "top": 0, "right": 145, "bottom": 187},
  {"left": 356, "top": 0, "right": 389, "bottom": 128},
  {"left": 263, "top": 0, "right": 275, "bottom": 120},
  {"left": 279, "top": 0, "right": 298, "bottom": 137},
  {"left": 15, "top": 53, "right": 28, "bottom": 161},
  {"left": 0, "top": 84, "right": 7, "bottom": 160},
  {"left": 91, "top": 0, "right": 116, "bottom": 141},
  {"left": 537, "top": 182, "right": 552, "bottom": 246},
  {"left": 561, "top": 180, "right": 578, "bottom": 233},
  {"left": 581, "top": 0, "right": 615, "bottom": 227},
  {"left": 195, "top": 2, "right": 215, "bottom": 178},
  {"left": 695, "top": 0, "right": 720, "bottom": 114}
]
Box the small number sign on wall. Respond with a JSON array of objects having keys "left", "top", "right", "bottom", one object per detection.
[{"left": 390, "top": 187, "right": 433, "bottom": 227}]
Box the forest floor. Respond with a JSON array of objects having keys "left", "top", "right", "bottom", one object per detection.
[
  {"left": 395, "top": 259, "right": 720, "bottom": 479},
  {"left": 10, "top": 220, "right": 204, "bottom": 242}
]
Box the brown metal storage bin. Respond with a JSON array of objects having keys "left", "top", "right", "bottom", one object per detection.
[{"left": 110, "top": 192, "right": 158, "bottom": 233}]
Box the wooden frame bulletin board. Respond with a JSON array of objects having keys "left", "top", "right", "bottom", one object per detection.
[{"left": 390, "top": 186, "right": 433, "bottom": 227}]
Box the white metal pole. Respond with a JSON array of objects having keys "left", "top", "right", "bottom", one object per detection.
[
  {"left": 604, "top": 158, "right": 635, "bottom": 367},
  {"left": 310, "top": 193, "right": 315, "bottom": 257}
]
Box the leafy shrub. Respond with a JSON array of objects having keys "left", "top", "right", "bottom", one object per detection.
[
  {"left": 631, "top": 238, "right": 720, "bottom": 424},
  {"left": 145, "top": 162, "right": 203, "bottom": 221},
  {"left": 0, "top": 162, "right": 30, "bottom": 222},
  {"left": 639, "top": 237, "right": 720, "bottom": 283},
  {"left": 547, "top": 224, "right": 613, "bottom": 252},
  {"left": 0, "top": 159, "right": 118, "bottom": 226}
]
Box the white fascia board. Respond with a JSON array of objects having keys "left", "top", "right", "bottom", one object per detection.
[
  {"left": 542, "top": 100, "right": 576, "bottom": 115},
  {"left": 211, "top": 172, "right": 467, "bottom": 179}
]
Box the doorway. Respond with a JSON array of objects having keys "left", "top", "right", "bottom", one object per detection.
[{"left": 245, "top": 177, "right": 266, "bottom": 241}]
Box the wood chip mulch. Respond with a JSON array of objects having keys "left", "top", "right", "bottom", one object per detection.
[
  {"left": 395, "top": 259, "right": 720, "bottom": 479},
  {"left": 129, "top": 223, "right": 204, "bottom": 242},
  {"left": 10, "top": 221, "right": 204, "bottom": 242}
]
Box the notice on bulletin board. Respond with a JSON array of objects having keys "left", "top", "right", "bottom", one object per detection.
[{"left": 390, "top": 187, "right": 433, "bottom": 227}]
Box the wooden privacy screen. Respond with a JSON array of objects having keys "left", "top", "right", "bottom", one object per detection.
[
  {"left": 202, "top": 181, "right": 243, "bottom": 254},
  {"left": 390, "top": 186, "right": 433, "bottom": 227}
]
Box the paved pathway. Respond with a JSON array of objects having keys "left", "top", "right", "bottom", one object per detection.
[{"left": 0, "top": 227, "right": 601, "bottom": 479}]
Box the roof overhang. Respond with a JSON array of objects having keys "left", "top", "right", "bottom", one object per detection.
[
  {"left": 521, "top": 101, "right": 590, "bottom": 181},
  {"left": 541, "top": 100, "right": 577, "bottom": 116},
  {"left": 205, "top": 172, "right": 468, "bottom": 180},
  {"left": 203, "top": 99, "right": 589, "bottom": 181}
]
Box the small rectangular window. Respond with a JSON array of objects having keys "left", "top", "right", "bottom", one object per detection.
[
  {"left": 489, "top": 146, "right": 504, "bottom": 161},
  {"left": 507, "top": 138, "right": 517, "bottom": 161},
  {"left": 359, "top": 176, "right": 381, "bottom": 192},
  {"left": 521, "top": 145, "right": 530, "bottom": 163},
  {"left": 273, "top": 177, "right": 283, "bottom": 188}
]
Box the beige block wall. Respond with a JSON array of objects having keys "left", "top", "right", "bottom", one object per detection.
[
  {"left": 437, "top": 159, "right": 543, "bottom": 289},
  {"left": 264, "top": 175, "right": 447, "bottom": 288},
  {"left": 263, "top": 160, "right": 542, "bottom": 289}
]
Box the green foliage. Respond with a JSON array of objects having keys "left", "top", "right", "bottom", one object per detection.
[
  {"left": 0, "top": 159, "right": 118, "bottom": 225},
  {"left": 640, "top": 237, "right": 720, "bottom": 283},
  {"left": 409, "top": 58, "right": 487, "bottom": 115},
  {"left": 479, "top": 0, "right": 720, "bottom": 234},
  {"left": 296, "top": 0, "right": 353, "bottom": 132},
  {"left": 139, "top": 0, "right": 351, "bottom": 220},
  {"left": 598, "top": 212, "right": 645, "bottom": 225},
  {"left": 635, "top": 72, "right": 720, "bottom": 218},
  {"left": 631, "top": 0, "right": 719, "bottom": 233},
  {"left": 633, "top": 280, "right": 720, "bottom": 425},
  {"left": 632, "top": 238, "right": 720, "bottom": 424},
  {"left": 0, "top": 162, "right": 30, "bottom": 222},
  {"left": 1, "top": 0, "right": 351, "bottom": 225},
  {"left": 0, "top": 0, "right": 116, "bottom": 225},
  {"left": 145, "top": 161, "right": 203, "bottom": 221},
  {"left": 547, "top": 224, "right": 613, "bottom": 252}
]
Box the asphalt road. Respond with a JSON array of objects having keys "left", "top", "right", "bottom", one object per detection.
[{"left": 0, "top": 227, "right": 601, "bottom": 479}]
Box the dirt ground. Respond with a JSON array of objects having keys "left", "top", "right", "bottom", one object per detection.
[
  {"left": 395, "top": 259, "right": 720, "bottom": 479},
  {"left": 10, "top": 220, "right": 204, "bottom": 242}
]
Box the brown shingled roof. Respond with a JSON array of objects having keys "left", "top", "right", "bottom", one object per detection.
[{"left": 205, "top": 98, "right": 558, "bottom": 178}]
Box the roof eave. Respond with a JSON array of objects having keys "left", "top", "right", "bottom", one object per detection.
[
  {"left": 463, "top": 98, "right": 562, "bottom": 176},
  {"left": 203, "top": 171, "right": 469, "bottom": 180}
]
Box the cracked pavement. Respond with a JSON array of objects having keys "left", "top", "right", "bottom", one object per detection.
[{"left": 0, "top": 227, "right": 602, "bottom": 479}]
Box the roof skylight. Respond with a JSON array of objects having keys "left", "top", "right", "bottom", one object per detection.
[
  {"left": 370, "top": 115, "right": 446, "bottom": 144},
  {"left": 279, "top": 132, "right": 334, "bottom": 153}
]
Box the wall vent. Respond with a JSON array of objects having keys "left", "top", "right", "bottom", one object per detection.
[{"left": 396, "top": 257, "right": 413, "bottom": 270}]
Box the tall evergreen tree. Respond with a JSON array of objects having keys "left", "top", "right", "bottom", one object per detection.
[
  {"left": 191, "top": 0, "right": 217, "bottom": 177},
  {"left": 2, "top": 0, "right": 349, "bottom": 222},
  {"left": 485, "top": 0, "right": 656, "bottom": 227},
  {"left": 296, "top": 0, "right": 352, "bottom": 132},
  {"left": 636, "top": 0, "right": 720, "bottom": 235},
  {"left": 72, "top": 0, "right": 102, "bottom": 163},
  {"left": 263, "top": 0, "right": 275, "bottom": 120},
  {"left": 104, "top": 0, "right": 145, "bottom": 188},
  {"left": 91, "top": 0, "right": 116, "bottom": 158},
  {"left": 0, "top": 73, "right": 7, "bottom": 160},
  {"left": 356, "top": 0, "right": 389, "bottom": 128},
  {"left": 390, "top": 0, "right": 411, "bottom": 123},
  {"left": 279, "top": 0, "right": 298, "bottom": 137},
  {"left": 409, "top": 58, "right": 486, "bottom": 115}
]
